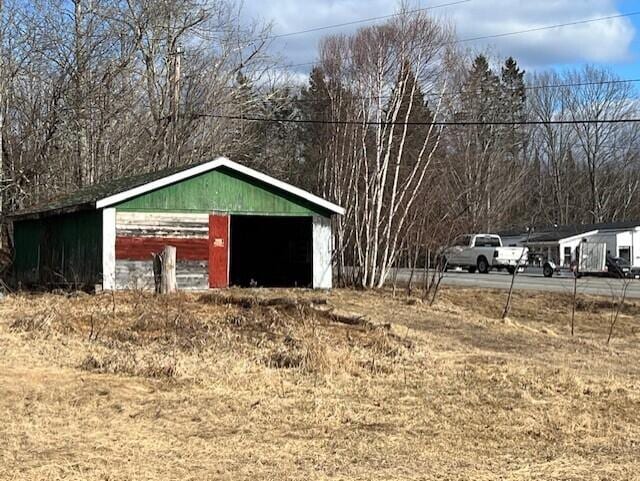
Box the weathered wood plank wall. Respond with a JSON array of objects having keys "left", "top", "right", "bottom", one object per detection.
[{"left": 114, "top": 212, "right": 209, "bottom": 290}]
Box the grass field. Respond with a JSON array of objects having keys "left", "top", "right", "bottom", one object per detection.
[{"left": 1, "top": 287, "right": 639, "bottom": 480}]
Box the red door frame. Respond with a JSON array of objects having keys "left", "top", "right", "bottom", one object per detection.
[{"left": 208, "top": 214, "right": 230, "bottom": 288}]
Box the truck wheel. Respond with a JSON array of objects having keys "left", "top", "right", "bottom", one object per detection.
[
  {"left": 506, "top": 266, "right": 516, "bottom": 275},
  {"left": 468, "top": 266, "right": 476, "bottom": 273},
  {"left": 543, "top": 263, "right": 553, "bottom": 278},
  {"left": 477, "top": 257, "right": 489, "bottom": 274}
]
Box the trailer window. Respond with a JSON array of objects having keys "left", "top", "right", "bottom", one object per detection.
[{"left": 619, "top": 246, "right": 631, "bottom": 263}]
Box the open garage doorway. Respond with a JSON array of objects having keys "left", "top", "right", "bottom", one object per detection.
[{"left": 230, "top": 216, "right": 313, "bottom": 287}]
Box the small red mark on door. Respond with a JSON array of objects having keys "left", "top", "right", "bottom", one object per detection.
[{"left": 209, "top": 214, "right": 229, "bottom": 288}]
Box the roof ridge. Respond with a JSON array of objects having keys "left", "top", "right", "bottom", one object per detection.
[{"left": 10, "top": 157, "right": 345, "bottom": 219}]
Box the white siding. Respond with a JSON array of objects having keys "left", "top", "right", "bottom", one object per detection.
[
  {"left": 115, "top": 260, "right": 208, "bottom": 290},
  {"left": 312, "top": 216, "right": 332, "bottom": 289},
  {"left": 559, "top": 230, "right": 621, "bottom": 266},
  {"left": 616, "top": 231, "right": 633, "bottom": 262},
  {"left": 115, "top": 211, "right": 208, "bottom": 238},
  {"left": 558, "top": 229, "right": 640, "bottom": 267},
  {"left": 558, "top": 238, "right": 582, "bottom": 266},
  {"left": 586, "top": 232, "right": 617, "bottom": 257},
  {"left": 633, "top": 230, "right": 640, "bottom": 267},
  {"left": 102, "top": 208, "right": 116, "bottom": 290}
]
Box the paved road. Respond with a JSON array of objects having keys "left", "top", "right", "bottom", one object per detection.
[{"left": 392, "top": 267, "right": 640, "bottom": 299}]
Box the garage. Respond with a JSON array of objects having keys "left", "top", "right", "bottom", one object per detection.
[{"left": 11, "top": 157, "right": 344, "bottom": 290}]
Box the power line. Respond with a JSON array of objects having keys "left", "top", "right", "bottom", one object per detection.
[
  {"left": 288, "top": 77, "right": 640, "bottom": 106},
  {"left": 210, "top": 76, "right": 640, "bottom": 109},
  {"left": 211, "top": 75, "right": 640, "bottom": 101},
  {"left": 208, "top": 9, "right": 640, "bottom": 114},
  {"left": 457, "top": 10, "right": 639, "bottom": 43},
  {"left": 519, "top": 77, "right": 640, "bottom": 92},
  {"left": 279, "top": 10, "right": 640, "bottom": 70},
  {"left": 196, "top": 113, "right": 640, "bottom": 126},
  {"left": 256, "top": 0, "right": 471, "bottom": 41}
]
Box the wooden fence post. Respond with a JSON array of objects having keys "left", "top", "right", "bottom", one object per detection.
[{"left": 153, "top": 245, "right": 177, "bottom": 294}]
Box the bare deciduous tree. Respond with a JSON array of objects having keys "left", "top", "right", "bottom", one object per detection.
[{"left": 312, "top": 7, "right": 454, "bottom": 288}]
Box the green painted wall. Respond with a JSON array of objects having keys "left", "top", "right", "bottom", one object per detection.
[
  {"left": 13, "top": 210, "right": 102, "bottom": 287},
  {"left": 115, "top": 167, "right": 332, "bottom": 217}
]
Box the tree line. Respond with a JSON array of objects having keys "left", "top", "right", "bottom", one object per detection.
[{"left": 1, "top": 1, "right": 639, "bottom": 286}]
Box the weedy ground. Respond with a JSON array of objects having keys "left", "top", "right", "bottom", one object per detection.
[{"left": 0, "top": 286, "right": 639, "bottom": 480}]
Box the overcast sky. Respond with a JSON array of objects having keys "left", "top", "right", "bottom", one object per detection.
[{"left": 241, "top": 0, "right": 640, "bottom": 79}]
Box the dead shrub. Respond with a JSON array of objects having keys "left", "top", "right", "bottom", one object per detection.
[
  {"left": 131, "top": 313, "right": 156, "bottom": 332},
  {"left": 80, "top": 350, "right": 178, "bottom": 378},
  {"left": 576, "top": 297, "right": 640, "bottom": 315},
  {"left": 366, "top": 329, "right": 402, "bottom": 358},
  {"left": 199, "top": 292, "right": 257, "bottom": 308},
  {"left": 266, "top": 333, "right": 330, "bottom": 374},
  {"left": 575, "top": 298, "right": 593, "bottom": 312},
  {"left": 79, "top": 354, "right": 103, "bottom": 371},
  {"left": 223, "top": 308, "right": 291, "bottom": 344},
  {"left": 225, "top": 312, "right": 247, "bottom": 327},
  {"left": 80, "top": 352, "right": 135, "bottom": 375},
  {"left": 267, "top": 345, "right": 304, "bottom": 369},
  {"left": 166, "top": 313, "right": 213, "bottom": 351},
  {"left": 139, "top": 354, "right": 178, "bottom": 378},
  {"left": 111, "top": 329, "right": 141, "bottom": 344},
  {"left": 359, "top": 358, "right": 393, "bottom": 375},
  {"left": 87, "top": 313, "right": 110, "bottom": 342},
  {"left": 112, "top": 312, "right": 214, "bottom": 351},
  {"left": 10, "top": 312, "right": 55, "bottom": 333},
  {"left": 299, "top": 334, "right": 330, "bottom": 374},
  {"left": 257, "top": 306, "right": 296, "bottom": 331}
]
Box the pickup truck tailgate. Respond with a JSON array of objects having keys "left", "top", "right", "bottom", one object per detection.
[{"left": 495, "top": 247, "right": 528, "bottom": 262}]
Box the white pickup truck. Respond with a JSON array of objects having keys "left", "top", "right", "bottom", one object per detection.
[{"left": 442, "top": 234, "right": 528, "bottom": 274}]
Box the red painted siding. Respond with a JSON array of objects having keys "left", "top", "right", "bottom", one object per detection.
[
  {"left": 116, "top": 236, "right": 208, "bottom": 261},
  {"left": 208, "top": 214, "right": 229, "bottom": 288}
]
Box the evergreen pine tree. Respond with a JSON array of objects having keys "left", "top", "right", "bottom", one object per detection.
[
  {"left": 501, "top": 56, "right": 526, "bottom": 120},
  {"left": 388, "top": 63, "right": 434, "bottom": 173},
  {"left": 297, "top": 67, "right": 334, "bottom": 193}
]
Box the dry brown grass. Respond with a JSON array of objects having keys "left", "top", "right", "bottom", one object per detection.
[{"left": 1, "top": 287, "right": 639, "bottom": 480}]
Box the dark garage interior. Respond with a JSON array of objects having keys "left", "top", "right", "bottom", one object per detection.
[{"left": 230, "top": 216, "right": 313, "bottom": 287}]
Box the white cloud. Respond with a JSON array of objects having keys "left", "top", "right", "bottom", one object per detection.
[
  {"left": 449, "top": 0, "right": 636, "bottom": 67},
  {"left": 241, "top": 0, "right": 636, "bottom": 72}
]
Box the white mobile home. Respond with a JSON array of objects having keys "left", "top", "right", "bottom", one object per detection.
[{"left": 500, "top": 221, "right": 640, "bottom": 268}]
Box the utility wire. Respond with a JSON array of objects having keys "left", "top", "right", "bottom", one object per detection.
[
  {"left": 204, "top": 8, "right": 640, "bottom": 120},
  {"left": 279, "top": 10, "right": 640, "bottom": 70},
  {"left": 209, "top": 76, "right": 640, "bottom": 105},
  {"left": 287, "top": 77, "right": 640, "bottom": 105},
  {"left": 255, "top": 0, "right": 471, "bottom": 41},
  {"left": 457, "top": 10, "right": 639, "bottom": 43},
  {"left": 515, "top": 77, "right": 640, "bottom": 92},
  {"left": 210, "top": 78, "right": 640, "bottom": 95},
  {"left": 196, "top": 113, "right": 640, "bottom": 126}
]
